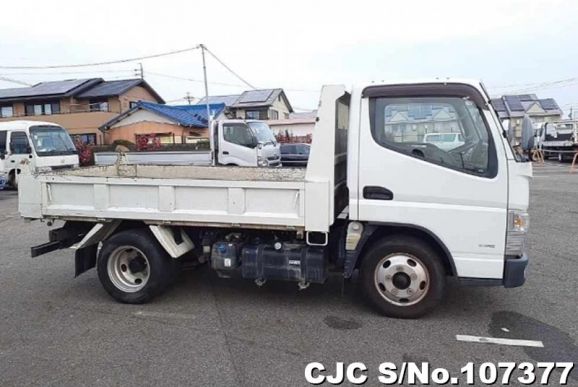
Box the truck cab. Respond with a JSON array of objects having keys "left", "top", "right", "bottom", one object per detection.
[
  {"left": 0, "top": 121, "right": 79, "bottom": 188},
  {"left": 216, "top": 119, "right": 281, "bottom": 167}
]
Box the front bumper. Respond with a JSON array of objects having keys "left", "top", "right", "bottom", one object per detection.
[
  {"left": 459, "top": 253, "right": 529, "bottom": 288},
  {"left": 503, "top": 253, "right": 529, "bottom": 288}
]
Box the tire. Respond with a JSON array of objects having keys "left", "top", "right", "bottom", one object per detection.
[
  {"left": 8, "top": 171, "right": 17, "bottom": 190},
  {"left": 359, "top": 235, "right": 446, "bottom": 319},
  {"left": 97, "top": 229, "right": 177, "bottom": 304}
]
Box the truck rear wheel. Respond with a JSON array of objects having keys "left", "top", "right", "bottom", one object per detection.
[
  {"left": 97, "top": 229, "right": 176, "bottom": 304},
  {"left": 360, "top": 236, "right": 445, "bottom": 318}
]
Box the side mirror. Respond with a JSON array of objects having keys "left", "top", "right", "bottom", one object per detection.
[
  {"left": 26, "top": 146, "right": 32, "bottom": 154},
  {"left": 0, "top": 153, "right": 5, "bottom": 160}
]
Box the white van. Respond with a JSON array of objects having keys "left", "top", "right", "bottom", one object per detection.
[{"left": 0, "top": 121, "right": 79, "bottom": 188}]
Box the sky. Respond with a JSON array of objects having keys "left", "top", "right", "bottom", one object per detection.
[{"left": 1, "top": 0, "right": 578, "bottom": 114}]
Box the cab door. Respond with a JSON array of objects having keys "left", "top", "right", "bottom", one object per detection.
[
  {"left": 218, "top": 122, "right": 258, "bottom": 166},
  {"left": 7, "top": 131, "right": 33, "bottom": 182},
  {"left": 355, "top": 83, "right": 509, "bottom": 279}
]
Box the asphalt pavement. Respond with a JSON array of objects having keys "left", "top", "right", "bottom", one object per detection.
[{"left": 0, "top": 162, "right": 576, "bottom": 386}]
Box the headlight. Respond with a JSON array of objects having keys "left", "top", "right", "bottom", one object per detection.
[
  {"left": 257, "top": 156, "right": 268, "bottom": 167},
  {"left": 505, "top": 211, "right": 529, "bottom": 256}
]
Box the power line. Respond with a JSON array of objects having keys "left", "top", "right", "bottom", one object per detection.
[
  {"left": 0, "top": 45, "right": 201, "bottom": 69},
  {"left": 0, "top": 69, "right": 134, "bottom": 76},
  {"left": 147, "top": 71, "right": 246, "bottom": 88},
  {"left": 0, "top": 76, "right": 32, "bottom": 86},
  {"left": 203, "top": 46, "right": 256, "bottom": 89}
]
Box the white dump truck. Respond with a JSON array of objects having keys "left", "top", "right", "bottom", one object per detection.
[
  {"left": 18, "top": 80, "right": 532, "bottom": 318},
  {"left": 95, "top": 119, "right": 281, "bottom": 167}
]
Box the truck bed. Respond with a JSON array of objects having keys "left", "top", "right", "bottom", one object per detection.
[
  {"left": 18, "top": 85, "right": 348, "bottom": 233},
  {"left": 19, "top": 165, "right": 308, "bottom": 230},
  {"left": 94, "top": 151, "right": 213, "bottom": 166}
]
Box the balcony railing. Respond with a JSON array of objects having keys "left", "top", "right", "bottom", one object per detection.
[{"left": 0, "top": 104, "right": 121, "bottom": 119}]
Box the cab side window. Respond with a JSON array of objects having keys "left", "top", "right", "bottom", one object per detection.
[
  {"left": 223, "top": 124, "right": 255, "bottom": 148},
  {"left": 10, "top": 132, "right": 31, "bottom": 154},
  {"left": 370, "top": 97, "right": 497, "bottom": 177}
]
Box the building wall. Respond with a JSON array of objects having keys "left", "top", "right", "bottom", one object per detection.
[
  {"left": 117, "top": 86, "right": 159, "bottom": 112},
  {"left": 269, "top": 96, "right": 291, "bottom": 119},
  {"left": 268, "top": 120, "right": 315, "bottom": 137},
  {"left": 0, "top": 111, "right": 117, "bottom": 144},
  {"left": 106, "top": 120, "right": 208, "bottom": 144},
  {"left": 0, "top": 86, "right": 162, "bottom": 145}
]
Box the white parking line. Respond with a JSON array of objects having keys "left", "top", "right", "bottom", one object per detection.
[
  {"left": 133, "top": 310, "right": 197, "bottom": 320},
  {"left": 456, "top": 335, "right": 544, "bottom": 348}
]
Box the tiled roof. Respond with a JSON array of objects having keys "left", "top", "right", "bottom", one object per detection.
[
  {"left": 0, "top": 77, "right": 164, "bottom": 103},
  {"left": 0, "top": 78, "right": 101, "bottom": 101},
  {"left": 197, "top": 88, "right": 293, "bottom": 112},
  {"left": 196, "top": 94, "right": 241, "bottom": 106},
  {"left": 77, "top": 79, "right": 164, "bottom": 103},
  {"left": 100, "top": 101, "right": 226, "bottom": 130},
  {"left": 76, "top": 79, "right": 142, "bottom": 98}
]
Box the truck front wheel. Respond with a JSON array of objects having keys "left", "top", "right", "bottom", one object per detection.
[
  {"left": 360, "top": 236, "right": 445, "bottom": 318},
  {"left": 97, "top": 229, "right": 176, "bottom": 304}
]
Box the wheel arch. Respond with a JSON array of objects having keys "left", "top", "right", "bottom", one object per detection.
[{"left": 350, "top": 223, "right": 456, "bottom": 277}]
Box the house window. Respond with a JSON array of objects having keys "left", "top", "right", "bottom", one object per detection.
[
  {"left": 1, "top": 106, "right": 13, "bottom": 118},
  {"left": 25, "top": 102, "right": 60, "bottom": 116},
  {"left": 269, "top": 110, "right": 279, "bottom": 120},
  {"left": 129, "top": 101, "right": 139, "bottom": 109},
  {"left": 74, "top": 133, "right": 97, "bottom": 145},
  {"left": 89, "top": 100, "right": 109, "bottom": 112},
  {"left": 245, "top": 109, "right": 267, "bottom": 120},
  {"left": 284, "top": 113, "right": 289, "bottom": 119}
]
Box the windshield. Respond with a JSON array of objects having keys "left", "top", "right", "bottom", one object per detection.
[
  {"left": 247, "top": 121, "right": 276, "bottom": 144},
  {"left": 29, "top": 125, "right": 77, "bottom": 156}
]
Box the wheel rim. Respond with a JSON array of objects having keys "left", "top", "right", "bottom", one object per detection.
[
  {"left": 374, "top": 253, "right": 430, "bottom": 306},
  {"left": 107, "top": 246, "right": 150, "bottom": 293}
]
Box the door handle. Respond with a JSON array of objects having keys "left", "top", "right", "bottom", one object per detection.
[
  {"left": 222, "top": 151, "right": 229, "bottom": 155},
  {"left": 363, "top": 186, "right": 394, "bottom": 200}
]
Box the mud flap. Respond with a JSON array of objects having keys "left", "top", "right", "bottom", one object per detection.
[{"left": 75, "top": 244, "right": 99, "bottom": 277}]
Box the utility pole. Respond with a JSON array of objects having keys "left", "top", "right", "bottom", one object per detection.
[
  {"left": 200, "top": 44, "right": 214, "bottom": 165},
  {"left": 185, "top": 92, "right": 193, "bottom": 105},
  {"left": 134, "top": 62, "right": 144, "bottom": 79}
]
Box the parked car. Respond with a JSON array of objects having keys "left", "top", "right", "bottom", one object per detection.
[
  {"left": 280, "top": 143, "right": 310, "bottom": 166},
  {"left": 423, "top": 132, "right": 465, "bottom": 151}
]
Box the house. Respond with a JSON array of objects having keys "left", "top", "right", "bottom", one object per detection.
[
  {"left": 267, "top": 111, "right": 316, "bottom": 143},
  {"left": 197, "top": 89, "right": 293, "bottom": 120},
  {"left": 491, "top": 94, "right": 562, "bottom": 138},
  {"left": 381, "top": 104, "right": 461, "bottom": 142},
  {"left": 0, "top": 78, "right": 164, "bottom": 144},
  {"left": 100, "top": 101, "right": 226, "bottom": 145}
]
